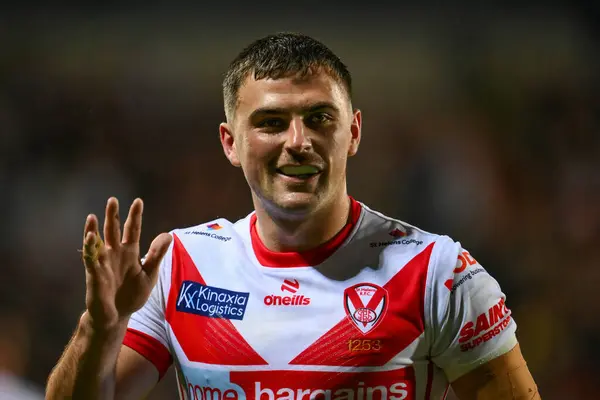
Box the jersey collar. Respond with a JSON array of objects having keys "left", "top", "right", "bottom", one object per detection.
[{"left": 250, "top": 197, "right": 362, "bottom": 268}]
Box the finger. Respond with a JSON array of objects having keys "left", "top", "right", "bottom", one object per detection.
[
  {"left": 103, "top": 197, "right": 121, "bottom": 249},
  {"left": 83, "top": 214, "right": 99, "bottom": 242},
  {"left": 82, "top": 231, "right": 105, "bottom": 271},
  {"left": 122, "top": 198, "right": 143, "bottom": 245},
  {"left": 141, "top": 233, "right": 173, "bottom": 282}
]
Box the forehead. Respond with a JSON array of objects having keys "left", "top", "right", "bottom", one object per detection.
[{"left": 236, "top": 71, "right": 349, "bottom": 117}]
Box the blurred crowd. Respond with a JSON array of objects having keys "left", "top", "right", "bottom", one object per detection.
[{"left": 0, "top": 5, "right": 598, "bottom": 399}]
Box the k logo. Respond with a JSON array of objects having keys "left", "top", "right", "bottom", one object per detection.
[{"left": 344, "top": 283, "right": 388, "bottom": 334}]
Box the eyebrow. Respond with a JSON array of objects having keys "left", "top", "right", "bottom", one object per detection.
[{"left": 249, "top": 102, "right": 340, "bottom": 120}]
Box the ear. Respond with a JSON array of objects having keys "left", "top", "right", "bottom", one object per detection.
[
  {"left": 348, "top": 108, "right": 362, "bottom": 157},
  {"left": 219, "top": 122, "right": 241, "bottom": 167}
]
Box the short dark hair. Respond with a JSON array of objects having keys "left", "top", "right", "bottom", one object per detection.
[{"left": 222, "top": 32, "right": 352, "bottom": 121}]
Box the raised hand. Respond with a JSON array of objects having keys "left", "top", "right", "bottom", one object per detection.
[{"left": 81, "top": 197, "right": 172, "bottom": 331}]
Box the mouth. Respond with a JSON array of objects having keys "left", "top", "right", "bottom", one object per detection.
[{"left": 276, "top": 165, "right": 322, "bottom": 180}]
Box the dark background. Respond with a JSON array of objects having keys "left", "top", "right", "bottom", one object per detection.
[{"left": 1, "top": 2, "right": 598, "bottom": 399}]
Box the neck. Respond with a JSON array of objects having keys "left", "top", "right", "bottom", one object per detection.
[{"left": 253, "top": 193, "right": 351, "bottom": 252}]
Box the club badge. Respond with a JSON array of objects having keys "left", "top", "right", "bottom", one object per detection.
[{"left": 344, "top": 283, "right": 388, "bottom": 334}]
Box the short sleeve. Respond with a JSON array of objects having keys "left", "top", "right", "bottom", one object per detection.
[
  {"left": 429, "top": 239, "right": 518, "bottom": 382},
  {"left": 123, "top": 238, "right": 174, "bottom": 379}
]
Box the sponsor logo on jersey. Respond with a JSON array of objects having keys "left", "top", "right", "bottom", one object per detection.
[
  {"left": 176, "top": 280, "right": 249, "bottom": 320},
  {"left": 184, "top": 368, "right": 414, "bottom": 400},
  {"left": 369, "top": 230, "right": 422, "bottom": 248},
  {"left": 388, "top": 228, "right": 406, "bottom": 238},
  {"left": 253, "top": 380, "right": 409, "bottom": 400},
  {"left": 207, "top": 223, "right": 223, "bottom": 230},
  {"left": 444, "top": 250, "right": 482, "bottom": 293},
  {"left": 184, "top": 227, "right": 231, "bottom": 243},
  {"left": 459, "top": 298, "right": 512, "bottom": 351},
  {"left": 344, "top": 283, "right": 388, "bottom": 334},
  {"left": 264, "top": 279, "right": 310, "bottom": 306}
]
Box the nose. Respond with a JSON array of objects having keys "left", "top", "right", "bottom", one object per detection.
[{"left": 284, "top": 117, "right": 312, "bottom": 153}]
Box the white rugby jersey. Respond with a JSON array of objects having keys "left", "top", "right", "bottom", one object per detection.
[{"left": 124, "top": 198, "right": 517, "bottom": 400}]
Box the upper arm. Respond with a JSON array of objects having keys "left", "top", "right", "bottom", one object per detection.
[
  {"left": 429, "top": 241, "right": 518, "bottom": 381},
  {"left": 451, "top": 343, "right": 540, "bottom": 400},
  {"left": 115, "top": 345, "right": 160, "bottom": 400}
]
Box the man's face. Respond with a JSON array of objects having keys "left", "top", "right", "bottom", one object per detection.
[{"left": 220, "top": 70, "right": 361, "bottom": 215}]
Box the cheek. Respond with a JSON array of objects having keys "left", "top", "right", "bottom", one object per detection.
[
  {"left": 331, "top": 153, "right": 349, "bottom": 174},
  {"left": 242, "top": 137, "right": 276, "bottom": 173},
  {"left": 326, "top": 137, "right": 351, "bottom": 167}
]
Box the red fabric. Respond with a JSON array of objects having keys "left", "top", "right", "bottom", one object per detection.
[
  {"left": 251, "top": 196, "right": 362, "bottom": 267},
  {"left": 123, "top": 328, "right": 173, "bottom": 379}
]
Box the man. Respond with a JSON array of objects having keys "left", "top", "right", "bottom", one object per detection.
[{"left": 46, "top": 33, "right": 540, "bottom": 399}]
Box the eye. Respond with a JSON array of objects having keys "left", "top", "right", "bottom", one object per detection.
[
  {"left": 257, "top": 118, "right": 286, "bottom": 130},
  {"left": 306, "top": 113, "right": 333, "bottom": 126}
]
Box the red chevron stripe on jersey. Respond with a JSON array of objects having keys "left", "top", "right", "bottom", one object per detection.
[
  {"left": 289, "top": 243, "right": 434, "bottom": 367},
  {"left": 165, "top": 234, "right": 267, "bottom": 365}
]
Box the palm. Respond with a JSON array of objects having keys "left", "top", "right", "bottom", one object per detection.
[{"left": 82, "top": 198, "right": 172, "bottom": 330}]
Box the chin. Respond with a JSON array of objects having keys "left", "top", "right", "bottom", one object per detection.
[
  {"left": 267, "top": 192, "right": 321, "bottom": 218},
  {"left": 279, "top": 192, "right": 319, "bottom": 209}
]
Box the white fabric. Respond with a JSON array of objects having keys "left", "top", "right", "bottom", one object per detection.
[{"left": 127, "top": 201, "right": 517, "bottom": 399}]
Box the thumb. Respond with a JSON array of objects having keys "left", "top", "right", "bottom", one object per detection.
[{"left": 141, "top": 233, "right": 173, "bottom": 281}]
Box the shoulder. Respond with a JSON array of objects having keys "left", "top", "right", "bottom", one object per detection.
[
  {"left": 358, "top": 205, "right": 518, "bottom": 378},
  {"left": 169, "top": 213, "right": 253, "bottom": 245},
  {"left": 357, "top": 201, "right": 460, "bottom": 267},
  {"left": 356, "top": 201, "right": 484, "bottom": 303},
  {"left": 154, "top": 213, "right": 253, "bottom": 278}
]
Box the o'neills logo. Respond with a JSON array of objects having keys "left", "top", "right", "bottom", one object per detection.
[
  {"left": 264, "top": 279, "right": 311, "bottom": 306},
  {"left": 344, "top": 283, "right": 388, "bottom": 334},
  {"left": 263, "top": 295, "right": 310, "bottom": 306}
]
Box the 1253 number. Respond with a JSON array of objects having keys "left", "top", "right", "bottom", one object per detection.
[{"left": 348, "top": 339, "right": 382, "bottom": 352}]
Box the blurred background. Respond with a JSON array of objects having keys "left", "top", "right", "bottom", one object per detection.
[{"left": 1, "top": 1, "right": 598, "bottom": 399}]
